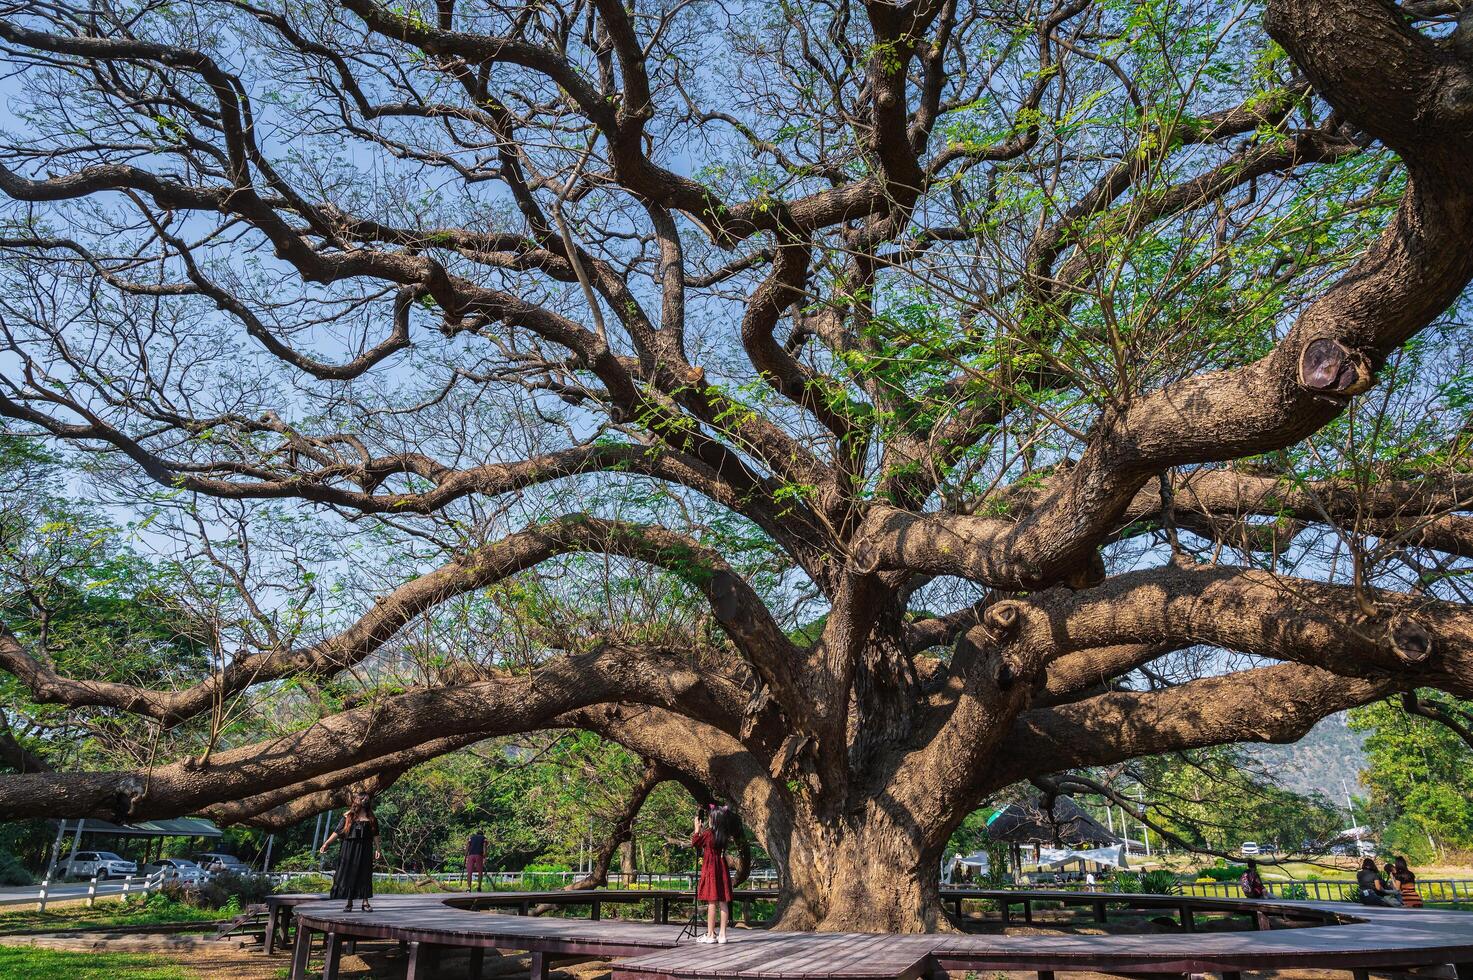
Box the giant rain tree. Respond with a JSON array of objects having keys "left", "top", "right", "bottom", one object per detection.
[{"left": 3, "top": 0, "right": 1473, "bottom": 931}]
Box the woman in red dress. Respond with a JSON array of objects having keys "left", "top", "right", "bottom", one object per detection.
[{"left": 692, "top": 804, "right": 736, "bottom": 944}]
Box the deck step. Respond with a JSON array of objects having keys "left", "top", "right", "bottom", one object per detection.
[{"left": 211, "top": 904, "right": 267, "bottom": 941}]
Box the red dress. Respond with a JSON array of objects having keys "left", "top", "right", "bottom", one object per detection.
[{"left": 693, "top": 829, "right": 733, "bottom": 902}]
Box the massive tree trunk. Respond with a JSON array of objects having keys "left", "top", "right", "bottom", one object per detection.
[
  {"left": 776, "top": 803, "right": 944, "bottom": 933},
  {"left": 600, "top": 614, "right": 1397, "bottom": 933}
]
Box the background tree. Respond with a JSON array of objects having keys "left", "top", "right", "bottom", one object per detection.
[
  {"left": 2, "top": 0, "right": 1473, "bottom": 932},
  {"left": 1105, "top": 747, "right": 1347, "bottom": 856},
  {"left": 1351, "top": 692, "right": 1473, "bottom": 863}
]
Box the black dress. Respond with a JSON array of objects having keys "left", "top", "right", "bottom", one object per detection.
[{"left": 330, "top": 817, "right": 376, "bottom": 902}]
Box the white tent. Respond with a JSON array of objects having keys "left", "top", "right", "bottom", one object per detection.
[
  {"left": 1036, "top": 844, "right": 1129, "bottom": 869},
  {"left": 953, "top": 851, "right": 991, "bottom": 872},
  {"left": 947, "top": 843, "right": 1128, "bottom": 883}
]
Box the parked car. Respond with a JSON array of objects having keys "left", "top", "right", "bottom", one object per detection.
[
  {"left": 1327, "top": 837, "right": 1377, "bottom": 858},
  {"left": 1240, "top": 841, "right": 1260, "bottom": 856},
  {"left": 142, "top": 858, "right": 210, "bottom": 883},
  {"left": 65, "top": 850, "right": 138, "bottom": 880},
  {"left": 192, "top": 852, "right": 251, "bottom": 875}
]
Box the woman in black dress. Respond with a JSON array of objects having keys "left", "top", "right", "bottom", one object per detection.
[{"left": 319, "top": 792, "right": 381, "bottom": 911}]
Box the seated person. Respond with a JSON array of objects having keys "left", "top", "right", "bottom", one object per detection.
[
  {"left": 1392, "top": 856, "right": 1423, "bottom": 909},
  {"left": 1240, "top": 860, "right": 1267, "bottom": 899},
  {"left": 1356, "top": 858, "right": 1403, "bottom": 906}
]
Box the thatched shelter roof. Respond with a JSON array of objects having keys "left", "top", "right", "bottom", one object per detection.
[{"left": 984, "top": 795, "right": 1120, "bottom": 846}]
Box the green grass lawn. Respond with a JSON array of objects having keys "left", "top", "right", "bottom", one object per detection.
[
  {"left": 0, "top": 946, "right": 194, "bottom": 979},
  {"left": 269, "top": 873, "right": 442, "bottom": 895},
  {"left": 1259, "top": 861, "right": 1357, "bottom": 881},
  {"left": 0, "top": 899, "right": 225, "bottom": 934}
]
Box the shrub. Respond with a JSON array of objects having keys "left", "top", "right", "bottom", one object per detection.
[
  {"left": 156, "top": 871, "right": 269, "bottom": 910},
  {"left": 374, "top": 877, "right": 442, "bottom": 894},
  {"left": 1280, "top": 882, "right": 1309, "bottom": 900},
  {"left": 522, "top": 863, "right": 572, "bottom": 890},
  {"left": 1109, "top": 870, "right": 1177, "bottom": 894},
  {"left": 271, "top": 851, "right": 323, "bottom": 873},
  {"left": 214, "top": 871, "right": 270, "bottom": 905},
  {"left": 1139, "top": 870, "right": 1178, "bottom": 894},
  {"left": 156, "top": 879, "right": 223, "bottom": 910},
  {"left": 979, "top": 869, "right": 1014, "bottom": 888},
  {"left": 142, "top": 890, "right": 196, "bottom": 917},
  {"left": 1198, "top": 864, "right": 1248, "bottom": 882},
  {"left": 273, "top": 873, "right": 331, "bottom": 893},
  {"left": 0, "top": 849, "right": 32, "bottom": 886}
]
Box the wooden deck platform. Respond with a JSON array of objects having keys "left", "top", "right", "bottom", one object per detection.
[
  {"left": 286, "top": 889, "right": 1473, "bottom": 980},
  {"left": 264, "top": 893, "right": 327, "bottom": 955}
]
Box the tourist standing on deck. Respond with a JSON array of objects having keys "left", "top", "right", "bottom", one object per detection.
[
  {"left": 320, "top": 791, "right": 381, "bottom": 912},
  {"left": 692, "top": 804, "right": 736, "bottom": 944},
  {"left": 466, "top": 828, "right": 488, "bottom": 891}
]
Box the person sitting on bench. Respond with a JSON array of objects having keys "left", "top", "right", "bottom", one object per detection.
[
  {"left": 1240, "top": 860, "right": 1267, "bottom": 899},
  {"left": 1392, "top": 856, "right": 1423, "bottom": 909},
  {"left": 1356, "top": 858, "right": 1403, "bottom": 907}
]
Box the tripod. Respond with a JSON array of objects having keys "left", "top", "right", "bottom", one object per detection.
[{"left": 675, "top": 896, "right": 703, "bottom": 944}]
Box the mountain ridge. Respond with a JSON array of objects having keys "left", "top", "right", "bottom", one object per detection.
[{"left": 1248, "top": 712, "right": 1367, "bottom": 803}]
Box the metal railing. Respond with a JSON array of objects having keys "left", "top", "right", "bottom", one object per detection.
[
  {"left": 257, "top": 866, "right": 1465, "bottom": 904},
  {"left": 1177, "top": 877, "right": 1473, "bottom": 903},
  {"left": 258, "top": 868, "right": 783, "bottom": 890},
  {"left": 13, "top": 867, "right": 1468, "bottom": 914}
]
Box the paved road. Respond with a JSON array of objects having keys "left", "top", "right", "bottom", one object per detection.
[{"left": 0, "top": 878, "right": 136, "bottom": 907}]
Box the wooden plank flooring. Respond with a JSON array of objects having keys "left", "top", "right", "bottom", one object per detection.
[{"left": 288, "top": 889, "right": 1473, "bottom": 980}]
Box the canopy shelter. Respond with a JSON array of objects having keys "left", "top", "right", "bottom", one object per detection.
[
  {"left": 58, "top": 817, "right": 223, "bottom": 838},
  {"left": 948, "top": 850, "right": 994, "bottom": 881},
  {"left": 1036, "top": 845, "right": 1129, "bottom": 869},
  {"left": 983, "top": 796, "right": 1122, "bottom": 876},
  {"left": 985, "top": 796, "right": 1120, "bottom": 846},
  {"left": 46, "top": 816, "right": 224, "bottom": 878}
]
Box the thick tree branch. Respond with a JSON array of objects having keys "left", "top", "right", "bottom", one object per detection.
[
  {"left": 203, "top": 734, "right": 483, "bottom": 828},
  {"left": 995, "top": 563, "right": 1473, "bottom": 696},
  {"left": 0, "top": 645, "right": 745, "bottom": 821},
  {"left": 0, "top": 515, "right": 798, "bottom": 726},
  {"left": 998, "top": 663, "right": 1392, "bottom": 785}
]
